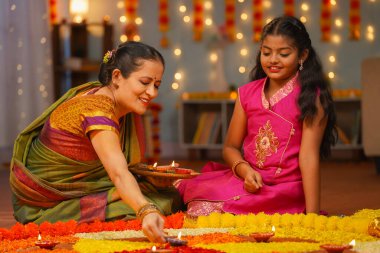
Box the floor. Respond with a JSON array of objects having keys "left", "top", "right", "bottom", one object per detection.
[{"left": 1, "top": 159, "right": 380, "bottom": 229}]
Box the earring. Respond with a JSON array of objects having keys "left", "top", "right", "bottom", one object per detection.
[{"left": 299, "top": 60, "right": 304, "bottom": 71}]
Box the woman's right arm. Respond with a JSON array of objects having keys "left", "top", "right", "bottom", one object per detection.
[
  {"left": 223, "top": 96, "right": 263, "bottom": 192},
  {"left": 90, "top": 130, "right": 166, "bottom": 243}
]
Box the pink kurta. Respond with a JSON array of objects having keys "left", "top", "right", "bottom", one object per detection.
[{"left": 177, "top": 75, "right": 305, "bottom": 216}]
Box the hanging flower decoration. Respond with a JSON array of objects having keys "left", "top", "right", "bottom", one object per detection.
[
  {"left": 321, "top": 0, "right": 332, "bottom": 41},
  {"left": 252, "top": 0, "right": 263, "bottom": 42},
  {"left": 125, "top": 0, "right": 139, "bottom": 41},
  {"left": 349, "top": 0, "right": 361, "bottom": 40},
  {"left": 49, "top": 0, "right": 58, "bottom": 24},
  {"left": 159, "top": 0, "right": 170, "bottom": 48},
  {"left": 283, "top": 0, "right": 295, "bottom": 17},
  {"left": 193, "top": 0, "right": 204, "bottom": 41},
  {"left": 225, "top": 0, "right": 235, "bottom": 42}
]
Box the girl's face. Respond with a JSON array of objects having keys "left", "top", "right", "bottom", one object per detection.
[
  {"left": 260, "top": 35, "right": 302, "bottom": 86},
  {"left": 114, "top": 59, "right": 164, "bottom": 115}
]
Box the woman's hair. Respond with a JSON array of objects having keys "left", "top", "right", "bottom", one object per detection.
[
  {"left": 98, "top": 41, "right": 165, "bottom": 85},
  {"left": 249, "top": 16, "right": 337, "bottom": 158}
]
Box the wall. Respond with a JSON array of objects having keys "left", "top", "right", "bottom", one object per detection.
[{"left": 56, "top": 0, "right": 380, "bottom": 158}]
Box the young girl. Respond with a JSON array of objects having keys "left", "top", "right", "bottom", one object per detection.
[{"left": 176, "top": 16, "right": 337, "bottom": 216}]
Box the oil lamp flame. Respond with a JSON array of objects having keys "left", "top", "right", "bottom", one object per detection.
[
  {"left": 349, "top": 239, "right": 355, "bottom": 246},
  {"left": 272, "top": 226, "right": 276, "bottom": 232},
  {"left": 171, "top": 161, "right": 175, "bottom": 167},
  {"left": 178, "top": 231, "right": 182, "bottom": 239},
  {"left": 151, "top": 246, "right": 157, "bottom": 252},
  {"left": 153, "top": 162, "right": 157, "bottom": 168},
  {"left": 38, "top": 234, "right": 41, "bottom": 241}
]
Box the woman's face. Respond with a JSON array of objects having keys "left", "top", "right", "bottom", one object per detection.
[
  {"left": 260, "top": 35, "right": 301, "bottom": 86},
  {"left": 115, "top": 59, "right": 164, "bottom": 115}
]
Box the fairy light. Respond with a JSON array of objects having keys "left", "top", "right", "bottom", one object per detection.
[
  {"left": 204, "top": 1, "right": 212, "bottom": 10},
  {"left": 300, "top": 16, "right": 307, "bottom": 23},
  {"left": 171, "top": 82, "right": 179, "bottom": 90},
  {"left": 135, "top": 17, "right": 143, "bottom": 25},
  {"left": 210, "top": 52, "right": 218, "bottom": 62},
  {"left": 329, "top": 55, "right": 336, "bottom": 63},
  {"left": 17, "top": 88, "right": 23, "bottom": 95},
  {"left": 330, "top": 0, "right": 336, "bottom": 6},
  {"left": 328, "top": 72, "right": 335, "bottom": 79},
  {"left": 240, "top": 13, "right": 248, "bottom": 21},
  {"left": 133, "top": 35, "right": 141, "bottom": 41},
  {"left": 366, "top": 32, "right": 375, "bottom": 41},
  {"left": 11, "top": 4, "right": 16, "bottom": 11},
  {"left": 240, "top": 48, "right": 248, "bottom": 56},
  {"left": 117, "top": 1, "right": 124, "bottom": 9},
  {"left": 17, "top": 77, "right": 23, "bottom": 84},
  {"left": 39, "top": 84, "right": 46, "bottom": 92},
  {"left": 183, "top": 15, "right": 190, "bottom": 23},
  {"left": 179, "top": 5, "right": 187, "bottom": 13},
  {"left": 332, "top": 34, "right": 341, "bottom": 44},
  {"left": 119, "top": 15, "right": 127, "bottom": 23},
  {"left": 174, "top": 72, "right": 182, "bottom": 80},
  {"left": 120, "top": 34, "right": 127, "bottom": 42},
  {"left": 367, "top": 25, "right": 374, "bottom": 33},
  {"left": 301, "top": 3, "right": 309, "bottom": 11},
  {"left": 238, "top": 0, "right": 245, "bottom": 2},
  {"left": 17, "top": 64, "right": 22, "bottom": 71},
  {"left": 236, "top": 32, "right": 243, "bottom": 40},
  {"left": 335, "top": 18, "right": 343, "bottom": 27},
  {"left": 174, "top": 48, "right": 182, "bottom": 56},
  {"left": 239, "top": 66, "right": 246, "bottom": 73},
  {"left": 205, "top": 18, "right": 213, "bottom": 26},
  {"left": 263, "top": 0, "right": 271, "bottom": 8}
]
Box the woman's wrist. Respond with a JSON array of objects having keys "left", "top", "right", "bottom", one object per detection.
[
  {"left": 231, "top": 160, "right": 249, "bottom": 177},
  {"left": 136, "top": 202, "right": 161, "bottom": 221}
]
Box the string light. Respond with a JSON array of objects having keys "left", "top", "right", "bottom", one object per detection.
[
  {"left": 183, "top": 16, "right": 190, "bottom": 23},
  {"left": 171, "top": 82, "right": 179, "bottom": 90},
  {"left": 135, "top": 17, "right": 143, "bottom": 25},
  {"left": 328, "top": 72, "right": 335, "bottom": 79},
  {"left": 179, "top": 5, "right": 187, "bottom": 13},
  {"left": 329, "top": 55, "right": 336, "bottom": 63},
  {"left": 332, "top": 34, "right": 341, "bottom": 44},
  {"left": 263, "top": 0, "right": 271, "bottom": 8},
  {"left": 174, "top": 72, "right": 182, "bottom": 80},
  {"left": 240, "top": 48, "right": 248, "bottom": 56},
  {"left": 239, "top": 66, "right": 246, "bottom": 73},
  {"left": 240, "top": 13, "right": 248, "bottom": 21},
  {"left": 238, "top": 0, "right": 245, "bottom": 3},
  {"left": 210, "top": 52, "right": 218, "bottom": 62},
  {"left": 174, "top": 48, "right": 182, "bottom": 56},
  {"left": 301, "top": 3, "right": 309, "bottom": 11},
  {"left": 300, "top": 16, "right": 307, "bottom": 23},
  {"left": 17, "top": 89, "right": 23, "bottom": 95},
  {"left": 236, "top": 33, "right": 243, "bottom": 40},
  {"left": 330, "top": 0, "right": 337, "bottom": 6},
  {"left": 205, "top": 18, "right": 213, "bottom": 26},
  {"left": 133, "top": 35, "right": 141, "bottom": 41},
  {"left": 120, "top": 34, "right": 127, "bottom": 42},
  {"left": 204, "top": 1, "right": 212, "bottom": 10},
  {"left": 335, "top": 18, "right": 343, "bottom": 27},
  {"left": 117, "top": 1, "right": 124, "bottom": 9},
  {"left": 119, "top": 16, "right": 127, "bottom": 23}
]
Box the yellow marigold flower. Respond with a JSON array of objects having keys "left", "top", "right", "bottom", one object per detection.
[
  {"left": 270, "top": 213, "right": 281, "bottom": 227},
  {"left": 326, "top": 216, "right": 340, "bottom": 231},
  {"left": 302, "top": 213, "right": 317, "bottom": 229},
  {"left": 208, "top": 212, "right": 222, "bottom": 227},
  {"left": 314, "top": 215, "right": 328, "bottom": 230},
  {"left": 353, "top": 209, "right": 380, "bottom": 220},
  {"left": 291, "top": 213, "right": 304, "bottom": 227},
  {"left": 220, "top": 212, "right": 236, "bottom": 228},
  {"left": 235, "top": 214, "right": 248, "bottom": 227},
  {"left": 352, "top": 218, "right": 372, "bottom": 234},
  {"left": 197, "top": 215, "right": 211, "bottom": 228},
  {"left": 337, "top": 216, "right": 353, "bottom": 232},
  {"left": 280, "top": 213, "right": 293, "bottom": 228},
  {"left": 246, "top": 213, "right": 259, "bottom": 227},
  {"left": 256, "top": 212, "right": 270, "bottom": 226}
]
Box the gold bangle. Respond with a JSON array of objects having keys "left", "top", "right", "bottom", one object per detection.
[
  {"left": 139, "top": 209, "right": 162, "bottom": 221},
  {"left": 231, "top": 160, "right": 249, "bottom": 176},
  {"left": 136, "top": 203, "right": 158, "bottom": 219}
]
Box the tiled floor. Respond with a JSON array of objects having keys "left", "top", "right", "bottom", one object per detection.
[{"left": 1, "top": 159, "right": 380, "bottom": 229}]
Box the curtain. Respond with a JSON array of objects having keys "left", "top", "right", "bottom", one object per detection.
[{"left": 0, "top": 0, "right": 54, "bottom": 160}]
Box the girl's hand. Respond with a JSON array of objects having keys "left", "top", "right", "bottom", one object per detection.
[
  {"left": 141, "top": 212, "right": 166, "bottom": 243},
  {"left": 244, "top": 170, "right": 263, "bottom": 193}
]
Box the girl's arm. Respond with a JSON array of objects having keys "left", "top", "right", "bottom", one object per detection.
[
  {"left": 299, "top": 96, "right": 328, "bottom": 214},
  {"left": 90, "top": 130, "right": 166, "bottom": 243},
  {"left": 223, "top": 96, "right": 263, "bottom": 192}
]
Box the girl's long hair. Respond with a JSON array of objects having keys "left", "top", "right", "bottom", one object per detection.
[{"left": 249, "top": 16, "right": 337, "bottom": 158}]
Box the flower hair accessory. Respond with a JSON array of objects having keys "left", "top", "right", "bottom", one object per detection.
[{"left": 103, "top": 49, "right": 115, "bottom": 64}]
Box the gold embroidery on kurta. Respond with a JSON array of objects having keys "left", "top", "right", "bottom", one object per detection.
[{"left": 254, "top": 120, "right": 279, "bottom": 168}]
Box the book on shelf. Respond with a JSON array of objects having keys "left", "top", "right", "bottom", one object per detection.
[{"left": 192, "top": 112, "right": 222, "bottom": 144}]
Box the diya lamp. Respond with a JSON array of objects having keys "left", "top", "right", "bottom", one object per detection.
[
  {"left": 148, "top": 162, "right": 158, "bottom": 171},
  {"left": 250, "top": 226, "right": 275, "bottom": 242},
  {"left": 155, "top": 161, "right": 178, "bottom": 173},
  {"left": 148, "top": 245, "right": 177, "bottom": 253},
  {"left": 320, "top": 239, "right": 355, "bottom": 253},
  {"left": 174, "top": 167, "right": 193, "bottom": 175},
  {"left": 166, "top": 232, "right": 188, "bottom": 246},
  {"left": 34, "top": 233, "right": 58, "bottom": 250}
]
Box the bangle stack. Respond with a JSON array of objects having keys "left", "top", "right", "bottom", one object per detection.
[
  {"left": 136, "top": 202, "right": 161, "bottom": 221},
  {"left": 231, "top": 160, "right": 249, "bottom": 176}
]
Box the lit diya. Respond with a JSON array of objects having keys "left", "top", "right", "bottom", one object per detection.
[
  {"left": 320, "top": 239, "right": 355, "bottom": 253},
  {"left": 249, "top": 226, "right": 275, "bottom": 242},
  {"left": 166, "top": 232, "right": 188, "bottom": 246},
  {"left": 153, "top": 161, "right": 179, "bottom": 173},
  {"left": 148, "top": 245, "right": 176, "bottom": 253},
  {"left": 34, "top": 233, "right": 58, "bottom": 250}
]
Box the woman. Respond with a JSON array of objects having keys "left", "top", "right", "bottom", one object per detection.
[{"left": 10, "top": 41, "right": 181, "bottom": 242}]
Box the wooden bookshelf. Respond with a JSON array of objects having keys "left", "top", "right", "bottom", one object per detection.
[{"left": 178, "top": 96, "right": 363, "bottom": 159}]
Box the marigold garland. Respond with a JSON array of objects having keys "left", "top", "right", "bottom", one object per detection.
[{"left": 321, "top": 0, "right": 332, "bottom": 41}]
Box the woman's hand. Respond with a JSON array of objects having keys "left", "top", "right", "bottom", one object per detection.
[
  {"left": 243, "top": 169, "right": 263, "bottom": 193},
  {"left": 141, "top": 212, "right": 166, "bottom": 243}
]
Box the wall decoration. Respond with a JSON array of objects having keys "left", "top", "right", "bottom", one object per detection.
[
  {"left": 252, "top": 0, "right": 263, "bottom": 42},
  {"left": 159, "top": 0, "right": 170, "bottom": 48},
  {"left": 49, "top": 0, "right": 57, "bottom": 24},
  {"left": 349, "top": 0, "right": 361, "bottom": 40},
  {"left": 125, "top": 0, "right": 139, "bottom": 40},
  {"left": 321, "top": 0, "right": 332, "bottom": 41},
  {"left": 193, "top": 0, "right": 204, "bottom": 41},
  {"left": 225, "top": 0, "right": 235, "bottom": 42},
  {"left": 284, "top": 0, "right": 295, "bottom": 17}
]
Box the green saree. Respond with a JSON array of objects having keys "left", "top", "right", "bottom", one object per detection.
[{"left": 10, "top": 82, "right": 181, "bottom": 224}]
